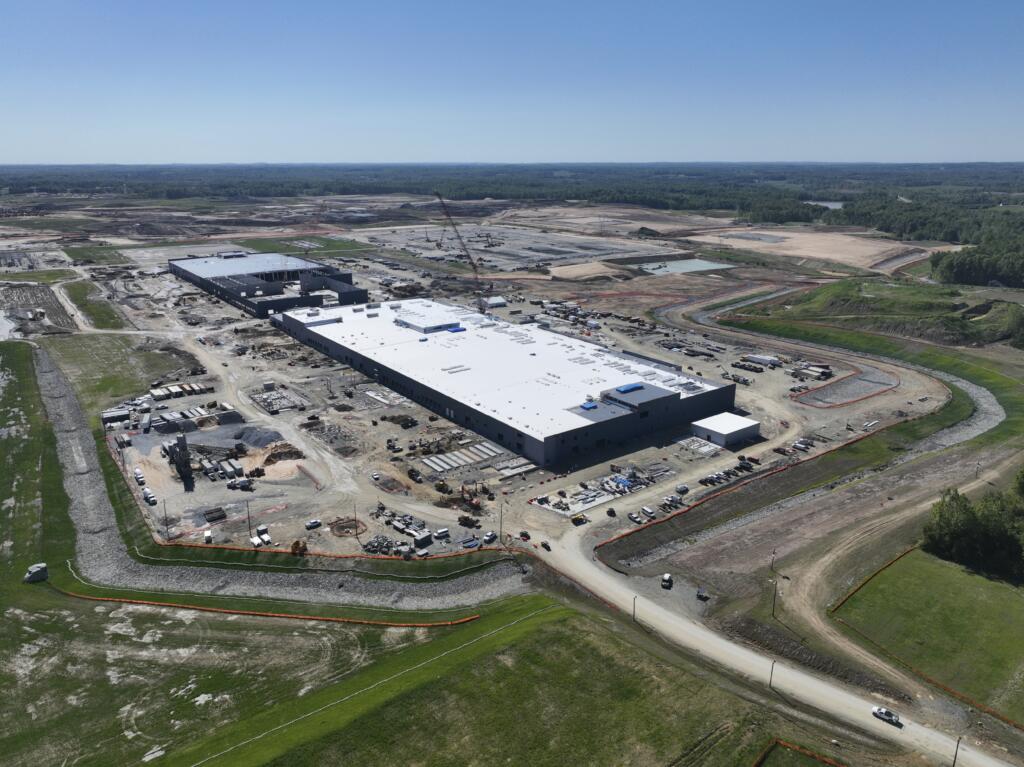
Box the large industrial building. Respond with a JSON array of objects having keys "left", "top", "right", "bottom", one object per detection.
[
  {"left": 278, "top": 299, "right": 737, "bottom": 466},
  {"left": 169, "top": 252, "right": 368, "bottom": 318}
]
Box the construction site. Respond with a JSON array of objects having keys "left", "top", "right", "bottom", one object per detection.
[{"left": 4, "top": 183, "right": 1020, "bottom": 767}]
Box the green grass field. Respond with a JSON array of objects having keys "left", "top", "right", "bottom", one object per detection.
[
  {"left": 64, "top": 280, "right": 126, "bottom": 329},
  {"left": 63, "top": 244, "right": 130, "bottom": 264},
  {"left": 741, "top": 278, "right": 1024, "bottom": 348},
  {"left": 39, "top": 333, "right": 182, "bottom": 414},
  {"left": 835, "top": 549, "right": 1024, "bottom": 723},
  {"left": 0, "top": 269, "right": 78, "bottom": 283}
]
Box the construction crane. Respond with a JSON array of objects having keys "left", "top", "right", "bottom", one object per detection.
[{"left": 434, "top": 192, "right": 492, "bottom": 310}]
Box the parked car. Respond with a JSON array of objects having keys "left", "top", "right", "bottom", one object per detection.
[
  {"left": 661, "top": 573, "right": 673, "bottom": 589},
  {"left": 519, "top": 531, "right": 531, "bottom": 541},
  {"left": 482, "top": 531, "right": 497, "bottom": 544},
  {"left": 540, "top": 541, "right": 551, "bottom": 551},
  {"left": 628, "top": 512, "right": 643, "bottom": 524},
  {"left": 305, "top": 519, "right": 322, "bottom": 531}
]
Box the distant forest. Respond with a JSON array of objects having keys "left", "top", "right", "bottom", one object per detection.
[{"left": 3, "top": 163, "right": 1024, "bottom": 286}]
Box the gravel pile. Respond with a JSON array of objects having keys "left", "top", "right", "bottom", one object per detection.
[{"left": 34, "top": 348, "right": 531, "bottom": 611}]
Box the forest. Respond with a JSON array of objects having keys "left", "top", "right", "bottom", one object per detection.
[{"left": 923, "top": 471, "right": 1024, "bottom": 583}]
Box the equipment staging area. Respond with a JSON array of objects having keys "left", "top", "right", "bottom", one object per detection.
[{"left": 278, "top": 298, "right": 737, "bottom": 466}]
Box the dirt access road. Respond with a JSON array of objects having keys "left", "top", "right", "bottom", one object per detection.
[{"left": 541, "top": 534, "right": 1012, "bottom": 767}]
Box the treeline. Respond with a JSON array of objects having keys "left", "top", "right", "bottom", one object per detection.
[
  {"left": 923, "top": 472, "right": 1024, "bottom": 583},
  {"left": 5, "top": 163, "right": 1024, "bottom": 241}
]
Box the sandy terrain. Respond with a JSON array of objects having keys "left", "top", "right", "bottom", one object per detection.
[
  {"left": 490, "top": 204, "right": 735, "bottom": 237},
  {"left": 547, "top": 261, "right": 630, "bottom": 280},
  {"left": 687, "top": 227, "right": 919, "bottom": 270}
]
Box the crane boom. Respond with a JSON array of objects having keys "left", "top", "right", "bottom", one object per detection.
[{"left": 434, "top": 192, "right": 482, "bottom": 294}]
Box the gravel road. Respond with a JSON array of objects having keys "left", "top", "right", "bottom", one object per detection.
[{"left": 34, "top": 348, "right": 531, "bottom": 611}]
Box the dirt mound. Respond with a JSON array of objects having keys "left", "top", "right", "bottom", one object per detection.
[
  {"left": 263, "top": 441, "right": 304, "bottom": 465},
  {"left": 233, "top": 426, "right": 284, "bottom": 448},
  {"left": 329, "top": 517, "right": 367, "bottom": 537}
]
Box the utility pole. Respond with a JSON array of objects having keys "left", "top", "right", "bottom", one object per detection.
[
  {"left": 632, "top": 595, "right": 637, "bottom": 622},
  {"left": 769, "top": 660, "right": 776, "bottom": 689},
  {"left": 952, "top": 735, "right": 962, "bottom": 766},
  {"left": 245, "top": 499, "right": 252, "bottom": 540},
  {"left": 163, "top": 499, "right": 169, "bottom": 539},
  {"left": 771, "top": 578, "right": 778, "bottom": 619},
  {"left": 499, "top": 500, "right": 504, "bottom": 544},
  {"left": 770, "top": 547, "right": 777, "bottom": 572}
]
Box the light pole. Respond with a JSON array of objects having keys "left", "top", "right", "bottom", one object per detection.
[
  {"left": 632, "top": 595, "right": 637, "bottom": 622},
  {"left": 245, "top": 499, "right": 252, "bottom": 540},
  {"left": 769, "top": 659, "right": 776, "bottom": 689},
  {"left": 953, "top": 736, "right": 962, "bottom": 767}
]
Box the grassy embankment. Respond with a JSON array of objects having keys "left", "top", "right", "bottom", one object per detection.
[
  {"left": 835, "top": 549, "right": 1024, "bottom": 723},
  {"left": 0, "top": 269, "right": 78, "bottom": 283},
  {"left": 742, "top": 278, "right": 1024, "bottom": 348},
  {"left": 63, "top": 244, "right": 131, "bottom": 264},
  {"left": 64, "top": 280, "right": 126, "bottom": 329}
]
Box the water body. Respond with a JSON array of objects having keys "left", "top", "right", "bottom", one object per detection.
[
  {"left": 806, "top": 200, "right": 844, "bottom": 210},
  {"left": 639, "top": 258, "right": 735, "bottom": 275}
]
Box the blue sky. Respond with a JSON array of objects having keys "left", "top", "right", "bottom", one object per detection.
[{"left": 1, "top": 0, "right": 1021, "bottom": 163}]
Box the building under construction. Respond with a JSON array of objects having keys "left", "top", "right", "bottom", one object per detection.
[
  {"left": 169, "top": 252, "right": 368, "bottom": 318},
  {"left": 279, "top": 299, "right": 735, "bottom": 466}
]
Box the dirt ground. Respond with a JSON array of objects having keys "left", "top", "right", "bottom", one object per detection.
[
  {"left": 687, "top": 226, "right": 920, "bottom": 270},
  {"left": 489, "top": 204, "right": 736, "bottom": 237}
]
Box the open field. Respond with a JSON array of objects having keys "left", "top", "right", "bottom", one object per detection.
[
  {"left": 489, "top": 203, "right": 736, "bottom": 237},
  {"left": 64, "top": 280, "right": 126, "bottom": 329},
  {"left": 0, "top": 269, "right": 77, "bottom": 283},
  {"left": 743, "top": 280, "right": 1024, "bottom": 348},
  {"left": 39, "top": 333, "right": 186, "bottom": 413},
  {"left": 63, "top": 244, "right": 130, "bottom": 264},
  {"left": 253, "top": 612, "right": 780, "bottom": 767},
  {"left": 234, "top": 235, "right": 371, "bottom": 255},
  {"left": 835, "top": 549, "right": 1024, "bottom": 723},
  {"left": 688, "top": 227, "right": 920, "bottom": 271}
]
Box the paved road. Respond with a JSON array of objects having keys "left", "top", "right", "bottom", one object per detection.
[{"left": 547, "top": 536, "right": 1013, "bottom": 767}]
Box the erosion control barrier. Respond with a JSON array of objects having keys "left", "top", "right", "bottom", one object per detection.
[
  {"left": 750, "top": 739, "right": 847, "bottom": 767},
  {"left": 51, "top": 586, "right": 482, "bottom": 628}
]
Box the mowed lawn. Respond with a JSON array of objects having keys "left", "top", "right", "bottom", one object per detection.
[{"left": 836, "top": 549, "right": 1024, "bottom": 722}]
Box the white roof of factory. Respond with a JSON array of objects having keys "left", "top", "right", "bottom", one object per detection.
[
  {"left": 691, "top": 412, "right": 760, "bottom": 435},
  {"left": 170, "top": 252, "right": 321, "bottom": 279},
  {"left": 283, "top": 299, "right": 721, "bottom": 440}
]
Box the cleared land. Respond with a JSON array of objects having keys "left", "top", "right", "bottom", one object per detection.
[
  {"left": 63, "top": 245, "right": 130, "bottom": 264},
  {"left": 689, "top": 227, "right": 917, "bottom": 271},
  {"left": 39, "top": 333, "right": 185, "bottom": 412},
  {"left": 835, "top": 549, "right": 1024, "bottom": 723},
  {"left": 64, "top": 280, "right": 126, "bottom": 329},
  {"left": 0, "top": 269, "right": 77, "bottom": 284}
]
